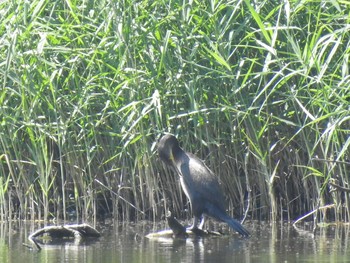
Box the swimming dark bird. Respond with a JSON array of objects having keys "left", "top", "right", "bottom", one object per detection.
[{"left": 157, "top": 134, "right": 250, "bottom": 237}]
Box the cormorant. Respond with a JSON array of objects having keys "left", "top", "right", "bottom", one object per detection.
[{"left": 157, "top": 134, "right": 250, "bottom": 237}]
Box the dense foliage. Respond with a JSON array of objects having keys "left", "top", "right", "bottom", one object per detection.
[{"left": 0, "top": 0, "right": 349, "bottom": 223}]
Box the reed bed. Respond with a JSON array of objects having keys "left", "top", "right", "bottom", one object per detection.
[{"left": 0, "top": 0, "right": 349, "bottom": 223}]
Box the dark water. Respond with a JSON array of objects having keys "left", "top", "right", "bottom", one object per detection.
[{"left": 1, "top": 220, "right": 350, "bottom": 263}]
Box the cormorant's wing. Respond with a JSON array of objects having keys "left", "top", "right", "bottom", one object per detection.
[{"left": 178, "top": 152, "right": 227, "bottom": 211}]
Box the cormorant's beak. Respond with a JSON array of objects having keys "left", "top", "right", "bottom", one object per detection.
[
  {"left": 168, "top": 151, "right": 183, "bottom": 178},
  {"left": 169, "top": 151, "right": 174, "bottom": 162}
]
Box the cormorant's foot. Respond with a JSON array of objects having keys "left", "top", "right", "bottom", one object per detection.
[
  {"left": 186, "top": 226, "right": 207, "bottom": 236},
  {"left": 166, "top": 212, "right": 189, "bottom": 238},
  {"left": 186, "top": 225, "right": 196, "bottom": 231}
]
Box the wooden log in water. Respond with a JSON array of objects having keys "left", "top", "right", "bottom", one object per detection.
[
  {"left": 146, "top": 211, "right": 222, "bottom": 239},
  {"left": 26, "top": 223, "right": 100, "bottom": 250}
]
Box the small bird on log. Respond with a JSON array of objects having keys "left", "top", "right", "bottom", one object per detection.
[{"left": 157, "top": 134, "right": 250, "bottom": 237}]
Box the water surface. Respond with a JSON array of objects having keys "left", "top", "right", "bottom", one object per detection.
[{"left": 1, "top": 220, "right": 350, "bottom": 262}]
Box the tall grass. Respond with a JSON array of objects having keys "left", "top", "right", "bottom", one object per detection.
[{"left": 0, "top": 0, "right": 349, "bottom": 223}]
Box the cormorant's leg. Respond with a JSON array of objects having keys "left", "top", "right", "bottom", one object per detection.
[
  {"left": 187, "top": 216, "right": 200, "bottom": 230},
  {"left": 198, "top": 216, "right": 206, "bottom": 230}
]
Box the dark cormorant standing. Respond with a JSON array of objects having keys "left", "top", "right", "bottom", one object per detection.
[{"left": 157, "top": 134, "right": 250, "bottom": 237}]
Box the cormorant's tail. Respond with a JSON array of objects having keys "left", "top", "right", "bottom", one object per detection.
[
  {"left": 207, "top": 205, "right": 250, "bottom": 237},
  {"left": 224, "top": 216, "right": 250, "bottom": 237}
]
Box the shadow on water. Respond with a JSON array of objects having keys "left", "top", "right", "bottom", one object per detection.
[{"left": 1, "top": 220, "right": 350, "bottom": 262}]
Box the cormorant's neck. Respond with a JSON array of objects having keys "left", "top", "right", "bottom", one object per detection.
[{"left": 172, "top": 145, "right": 184, "bottom": 161}]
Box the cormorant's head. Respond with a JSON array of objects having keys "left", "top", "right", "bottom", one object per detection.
[{"left": 157, "top": 134, "right": 180, "bottom": 166}]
